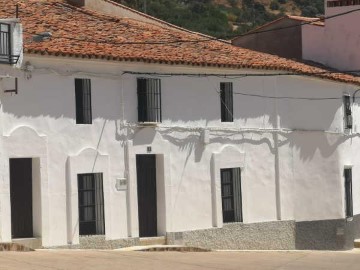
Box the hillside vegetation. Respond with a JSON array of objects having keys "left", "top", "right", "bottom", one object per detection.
[{"left": 113, "top": 0, "right": 324, "bottom": 38}]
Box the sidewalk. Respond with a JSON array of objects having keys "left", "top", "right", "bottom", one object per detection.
[{"left": 0, "top": 249, "right": 360, "bottom": 270}]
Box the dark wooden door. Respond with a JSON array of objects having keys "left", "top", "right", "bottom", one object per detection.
[
  {"left": 136, "top": 155, "right": 157, "bottom": 237},
  {"left": 10, "top": 158, "right": 33, "bottom": 238}
]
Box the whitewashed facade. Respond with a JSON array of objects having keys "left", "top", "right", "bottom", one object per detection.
[
  {"left": 0, "top": 0, "right": 359, "bottom": 251},
  {"left": 0, "top": 53, "right": 359, "bottom": 250},
  {"left": 302, "top": 0, "right": 360, "bottom": 71}
]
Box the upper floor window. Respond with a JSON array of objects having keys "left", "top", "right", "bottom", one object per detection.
[
  {"left": 137, "top": 78, "right": 162, "bottom": 123},
  {"left": 75, "top": 78, "right": 92, "bottom": 124},
  {"left": 343, "top": 95, "right": 352, "bottom": 130},
  {"left": 220, "top": 82, "right": 233, "bottom": 122},
  {"left": 0, "top": 22, "right": 21, "bottom": 65},
  {"left": 327, "top": 0, "right": 360, "bottom": 7},
  {"left": 0, "top": 23, "right": 11, "bottom": 64}
]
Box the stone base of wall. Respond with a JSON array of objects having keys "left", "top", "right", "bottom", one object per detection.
[
  {"left": 49, "top": 236, "right": 139, "bottom": 250},
  {"left": 46, "top": 215, "right": 360, "bottom": 250},
  {"left": 167, "top": 215, "right": 360, "bottom": 251},
  {"left": 167, "top": 221, "right": 296, "bottom": 250},
  {"left": 296, "top": 214, "right": 360, "bottom": 250}
]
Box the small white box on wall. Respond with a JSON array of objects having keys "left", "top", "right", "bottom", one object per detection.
[{"left": 115, "top": 177, "right": 127, "bottom": 191}]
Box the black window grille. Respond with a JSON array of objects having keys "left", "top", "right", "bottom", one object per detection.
[
  {"left": 0, "top": 23, "right": 11, "bottom": 64},
  {"left": 220, "top": 82, "right": 234, "bottom": 122},
  {"left": 75, "top": 78, "right": 92, "bottom": 124},
  {"left": 344, "top": 168, "right": 353, "bottom": 218},
  {"left": 221, "top": 168, "right": 242, "bottom": 223},
  {"left": 137, "top": 78, "right": 162, "bottom": 123},
  {"left": 343, "top": 95, "right": 352, "bottom": 129},
  {"left": 78, "top": 173, "right": 105, "bottom": 235}
]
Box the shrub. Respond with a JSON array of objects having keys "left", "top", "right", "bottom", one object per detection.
[{"left": 270, "top": 0, "right": 280, "bottom": 10}]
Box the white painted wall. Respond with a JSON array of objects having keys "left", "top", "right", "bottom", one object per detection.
[
  {"left": 302, "top": 24, "right": 326, "bottom": 66},
  {"left": 0, "top": 55, "right": 358, "bottom": 246},
  {"left": 302, "top": 2, "right": 360, "bottom": 71}
]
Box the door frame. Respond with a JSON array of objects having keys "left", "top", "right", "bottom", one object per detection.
[
  {"left": 1, "top": 126, "right": 48, "bottom": 244},
  {"left": 66, "top": 148, "right": 110, "bottom": 245},
  {"left": 126, "top": 128, "right": 172, "bottom": 238},
  {"left": 211, "top": 145, "right": 246, "bottom": 228}
]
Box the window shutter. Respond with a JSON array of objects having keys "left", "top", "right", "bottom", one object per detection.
[
  {"left": 232, "top": 168, "right": 243, "bottom": 222},
  {"left": 345, "top": 168, "right": 353, "bottom": 218},
  {"left": 347, "top": 115, "right": 353, "bottom": 129},
  {"left": 137, "top": 78, "right": 148, "bottom": 122},
  {"left": 344, "top": 95, "right": 351, "bottom": 115}
]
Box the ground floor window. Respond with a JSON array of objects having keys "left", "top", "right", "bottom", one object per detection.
[
  {"left": 77, "top": 173, "right": 105, "bottom": 235},
  {"left": 220, "top": 168, "right": 243, "bottom": 223}
]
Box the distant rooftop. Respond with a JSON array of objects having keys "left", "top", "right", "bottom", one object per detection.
[{"left": 0, "top": 0, "right": 359, "bottom": 85}]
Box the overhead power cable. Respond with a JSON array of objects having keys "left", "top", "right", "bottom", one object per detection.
[
  {"left": 24, "top": 8, "right": 360, "bottom": 46},
  {"left": 128, "top": 71, "right": 359, "bottom": 101},
  {"left": 232, "top": 91, "right": 342, "bottom": 101}
]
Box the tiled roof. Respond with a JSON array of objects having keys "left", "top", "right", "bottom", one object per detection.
[
  {"left": 287, "top": 15, "right": 324, "bottom": 26},
  {"left": 233, "top": 15, "right": 324, "bottom": 38},
  {"left": 0, "top": 0, "right": 359, "bottom": 85}
]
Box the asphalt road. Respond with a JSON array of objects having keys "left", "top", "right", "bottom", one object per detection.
[{"left": 0, "top": 250, "right": 360, "bottom": 270}]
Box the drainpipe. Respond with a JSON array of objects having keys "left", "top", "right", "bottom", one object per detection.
[{"left": 274, "top": 77, "right": 282, "bottom": 221}]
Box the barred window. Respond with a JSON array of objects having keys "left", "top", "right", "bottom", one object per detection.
[
  {"left": 343, "top": 95, "right": 352, "bottom": 130},
  {"left": 220, "top": 82, "right": 233, "bottom": 122},
  {"left": 75, "top": 78, "right": 92, "bottom": 124},
  {"left": 137, "top": 78, "right": 162, "bottom": 123},
  {"left": 78, "top": 173, "right": 105, "bottom": 235},
  {"left": 221, "top": 168, "right": 242, "bottom": 223},
  {"left": 0, "top": 23, "right": 11, "bottom": 64}
]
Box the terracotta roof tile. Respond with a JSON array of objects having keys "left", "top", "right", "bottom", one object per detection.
[
  {"left": 287, "top": 15, "right": 324, "bottom": 26},
  {"left": 0, "top": 0, "right": 359, "bottom": 85}
]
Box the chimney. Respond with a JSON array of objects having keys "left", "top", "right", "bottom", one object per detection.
[{"left": 67, "top": 0, "right": 85, "bottom": 7}]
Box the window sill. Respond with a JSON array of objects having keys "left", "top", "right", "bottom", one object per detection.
[
  {"left": 223, "top": 221, "right": 243, "bottom": 225},
  {"left": 138, "top": 122, "right": 160, "bottom": 127},
  {"left": 346, "top": 217, "right": 353, "bottom": 222},
  {"left": 220, "top": 121, "right": 235, "bottom": 126}
]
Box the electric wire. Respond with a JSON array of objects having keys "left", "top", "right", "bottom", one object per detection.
[
  {"left": 232, "top": 91, "right": 342, "bottom": 100},
  {"left": 23, "top": 66, "right": 360, "bottom": 101},
  {"left": 208, "top": 76, "right": 346, "bottom": 101}
]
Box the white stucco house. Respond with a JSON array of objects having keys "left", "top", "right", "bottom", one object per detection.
[
  {"left": 0, "top": 0, "right": 360, "bottom": 250},
  {"left": 302, "top": 0, "right": 360, "bottom": 71},
  {"left": 232, "top": 0, "right": 360, "bottom": 73}
]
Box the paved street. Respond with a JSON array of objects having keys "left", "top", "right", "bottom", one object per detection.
[{"left": 0, "top": 250, "right": 360, "bottom": 270}]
